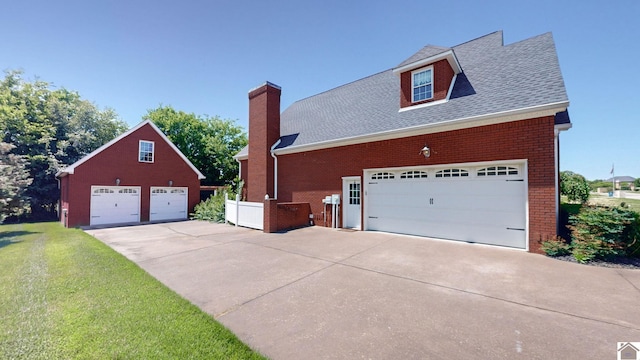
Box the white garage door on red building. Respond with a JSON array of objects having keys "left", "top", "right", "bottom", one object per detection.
[
  {"left": 149, "top": 187, "right": 188, "bottom": 221},
  {"left": 364, "top": 161, "right": 527, "bottom": 249},
  {"left": 90, "top": 186, "right": 141, "bottom": 226}
]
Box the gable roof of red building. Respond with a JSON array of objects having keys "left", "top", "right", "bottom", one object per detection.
[{"left": 56, "top": 120, "right": 205, "bottom": 179}]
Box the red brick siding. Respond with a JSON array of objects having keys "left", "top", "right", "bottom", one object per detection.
[
  {"left": 247, "top": 84, "right": 281, "bottom": 202},
  {"left": 400, "top": 59, "right": 454, "bottom": 108},
  {"left": 276, "top": 116, "right": 556, "bottom": 253},
  {"left": 277, "top": 202, "right": 311, "bottom": 231},
  {"left": 62, "top": 123, "right": 201, "bottom": 227}
]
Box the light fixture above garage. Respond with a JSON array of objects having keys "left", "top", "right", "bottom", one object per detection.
[
  {"left": 115, "top": 178, "right": 121, "bottom": 186},
  {"left": 420, "top": 145, "right": 431, "bottom": 158},
  {"left": 168, "top": 180, "right": 173, "bottom": 187}
]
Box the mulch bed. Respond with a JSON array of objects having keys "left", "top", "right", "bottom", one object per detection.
[{"left": 552, "top": 255, "right": 640, "bottom": 269}]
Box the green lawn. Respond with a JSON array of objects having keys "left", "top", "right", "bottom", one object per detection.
[
  {"left": 0, "top": 222, "right": 266, "bottom": 360},
  {"left": 588, "top": 193, "right": 640, "bottom": 212}
]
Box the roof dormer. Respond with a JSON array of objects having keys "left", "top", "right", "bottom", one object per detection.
[{"left": 393, "top": 46, "right": 462, "bottom": 110}]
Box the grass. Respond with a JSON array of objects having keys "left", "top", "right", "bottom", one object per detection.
[
  {"left": 588, "top": 193, "right": 640, "bottom": 212},
  {"left": 0, "top": 222, "right": 266, "bottom": 360}
]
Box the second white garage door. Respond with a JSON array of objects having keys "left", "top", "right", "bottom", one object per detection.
[
  {"left": 365, "top": 162, "right": 527, "bottom": 249},
  {"left": 150, "top": 187, "right": 188, "bottom": 221}
]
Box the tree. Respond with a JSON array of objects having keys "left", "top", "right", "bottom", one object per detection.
[
  {"left": 0, "top": 70, "right": 128, "bottom": 219},
  {"left": 0, "top": 142, "right": 32, "bottom": 222},
  {"left": 560, "top": 171, "right": 590, "bottom": 204},
  {"left": 635, "top": 178, "right": 640, "bottom": 189},
  {"left": 144, "top": 106, "right": 247, "bottom": 186}
]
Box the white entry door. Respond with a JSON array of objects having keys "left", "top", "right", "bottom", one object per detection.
[
  {"left": 150, "top": 187, "right": 188, "bottom": 221},
  {"left": 342, "top": 177, "right": 361, "bottom": 229},
  {"left": 90, "top": 186, "right": 141, "bottom": 226}
]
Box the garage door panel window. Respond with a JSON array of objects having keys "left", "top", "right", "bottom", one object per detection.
[
  {"left": 400, "top": 171, "right": 428, "bottom": 179},
  {"left": 371, "top": 172, "right": 395, "bottom": 180},
  {"left": 435, "top": 168, "right": 469, "bottom": 178},
  {"left": 477, "top": 166, "right": 519, "bottom": 176}
]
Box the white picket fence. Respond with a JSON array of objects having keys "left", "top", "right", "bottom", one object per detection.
[{"left": 225, "top": 194, "right": 264, "bottom": 230}]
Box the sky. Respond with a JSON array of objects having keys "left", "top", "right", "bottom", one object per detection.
[{"left": 2, "top": 0, "right": 638, "bottom": 180}]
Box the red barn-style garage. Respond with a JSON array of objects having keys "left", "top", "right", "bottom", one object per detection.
[
  {"left": 235, "top": 31, "right": 572, "bottom": 253},
  {"left": 56, "top": 120, "right": 205, "bottom": 227}
]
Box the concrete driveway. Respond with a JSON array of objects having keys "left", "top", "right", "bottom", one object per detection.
[{"left": 86, "top": 221, "right": 640, "bottom": 359}]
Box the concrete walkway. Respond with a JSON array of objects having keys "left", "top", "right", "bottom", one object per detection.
[{"left": 86, "top": 221, "right": 640, "bottom": 359}]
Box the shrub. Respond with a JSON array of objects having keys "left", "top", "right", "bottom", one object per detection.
[
  {"left": 540, "top": 237, "right": 571, "bottom": 257},
  {"left": 569, "top": 205, "right": 640, "bottom": 261},
  {"left": 560, "top": 171, "right": 590, "bottom": 204},
  {"left": 191, "top": 192, "right": 226, "bottom": 223}
]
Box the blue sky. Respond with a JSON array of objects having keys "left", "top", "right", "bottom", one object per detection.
[{"left": 2, "top": 0, "right": 638, "bottom": 180}]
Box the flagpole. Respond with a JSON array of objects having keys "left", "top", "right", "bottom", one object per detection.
[{"left": 611, "top": 163, "right": 615, "bottom": 196}]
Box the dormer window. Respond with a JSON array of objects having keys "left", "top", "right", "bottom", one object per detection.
[
  {"left": 412, "top": 67, "right": 433, "bottom": 102},
  {"left": 139, "top": 140, "right": 154, "bottom": 163}
]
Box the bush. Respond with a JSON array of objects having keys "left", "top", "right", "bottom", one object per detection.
[
  {"left": 569, "top": 205, "right": 640, "bottom": 262},
  {"left": 541, "top": 237, "right": 571, "bottom": 257},
  {"left": 191, "top": 192, "right": 226, "bottom": 223},
  {"left": 560, "top": 171, "right": 590, "bottom": 204}
]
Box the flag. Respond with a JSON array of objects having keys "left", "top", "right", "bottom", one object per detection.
[{"left": 610, "top": 164, "right": 614, "bottom": 175}]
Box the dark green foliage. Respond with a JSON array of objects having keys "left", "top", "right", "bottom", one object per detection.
[
  {"left": 569, "top": 205, "right": 640, "bottom": 262},
  {"left": 560, "top": 171, "right": 590, "bottom": 204},
  {"left": 635, "top": 178, "right": 640, "bottom": 189},
  {"left": 191, "top": 192, "right": 226, "bottom": 223},
  {"left": 0, "top": 143, "right": 32, "bottom": 222},
  {"left": 144, "top": 106, "right": 247, "bottom": 186},
  {"left": 540, "top": 237, "right": 571, "bottom": 257},
  {"left": 0, "top": 70, "right": 128, "bottom": 220}
]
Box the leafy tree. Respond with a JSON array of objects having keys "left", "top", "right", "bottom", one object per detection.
[
  {"left": 144, "top": 106, "right": 247, "bottom": 186},
  {"left": 560, "top": 171, "right": 590, "bottom": 204},
  {"left": 635, "top": 178, "right": 640, "bottom": 189},
  {"left": 0, "top": 70, "right": 128, "bottom": 219},
  {"left": 0, "top": 142, "right": 32, "bottom": 222}
]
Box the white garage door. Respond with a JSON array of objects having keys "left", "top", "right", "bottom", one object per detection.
[
  {"left": 90, "top": 186, "right": 141, "bottom": 226},
  {"left": 365, "top": 162, "right": 527, "bottom": 249},
  {"left": 149, "top": 187, "right": 188, "bottom": 221}
]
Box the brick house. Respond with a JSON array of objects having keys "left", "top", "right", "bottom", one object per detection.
[
  {"left": 56, "top": 120, "right": 205, "bottom": 227},
  {"left": 235, "top": 31, "right": 571, "bottom": 253}
]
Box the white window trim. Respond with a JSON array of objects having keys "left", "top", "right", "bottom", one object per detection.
[
  {"left": 139, "top": 140, "right": 155, "bottom": 163},
  {"left": 411, "top": 66, "right": 434, "bottom": 103}
]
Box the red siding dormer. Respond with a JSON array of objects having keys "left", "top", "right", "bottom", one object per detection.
[{"left": 393, "top": 48, "right": 462, "bottom": 110}]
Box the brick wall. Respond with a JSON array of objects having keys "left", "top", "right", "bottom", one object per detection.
[
  {"left": 277, "top": 202, "right": 311, "bottom": 231},
  {"left": 275, "top": 116, "right": 557, "bottom": 253},
  {"left": 400, "top": 59, "right": 454, "bottom": 108}
]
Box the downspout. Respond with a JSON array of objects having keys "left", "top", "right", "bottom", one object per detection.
[
  {"left": 270, "top": 139, "right": 282, "bottom": 200},
  {"left": 554, "top": 128, "right": 560, "bottom": 235}
]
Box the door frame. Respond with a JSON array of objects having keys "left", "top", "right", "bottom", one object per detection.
[{"left": 342, "top": 176, "right": 362, "bottom": 230}]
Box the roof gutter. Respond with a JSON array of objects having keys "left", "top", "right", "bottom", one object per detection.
[
  {"left": 270, "top": 139, "right": 281, "bottom": 200},
  {"left": 273, "top": 101, "right": 570, "bottom": 156}
]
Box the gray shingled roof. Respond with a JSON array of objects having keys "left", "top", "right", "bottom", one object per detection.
[
  {"left": 238, "top": 31, "right": 569, "bottom": 157},
  {"left": 396, "top": 45, "right": 451, "bottom": 68}
]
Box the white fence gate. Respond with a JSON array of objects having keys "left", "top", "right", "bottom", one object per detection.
[{"left": 225, "top": 194, "right": 264, "bottom": 230}]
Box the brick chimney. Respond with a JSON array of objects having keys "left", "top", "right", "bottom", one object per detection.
[{"left": 247, "top": 82, "right": 281, "bottom": 202}]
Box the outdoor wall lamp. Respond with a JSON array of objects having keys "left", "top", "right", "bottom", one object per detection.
[
  {"left": 168, "top": 180, "right": 173, "bottom": 187},
  {"left": 420, "top": 145, "right": 431, "bottom": 158},
  {"left": 115, "top": 178, "right": 121, "bottom": 186}
]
